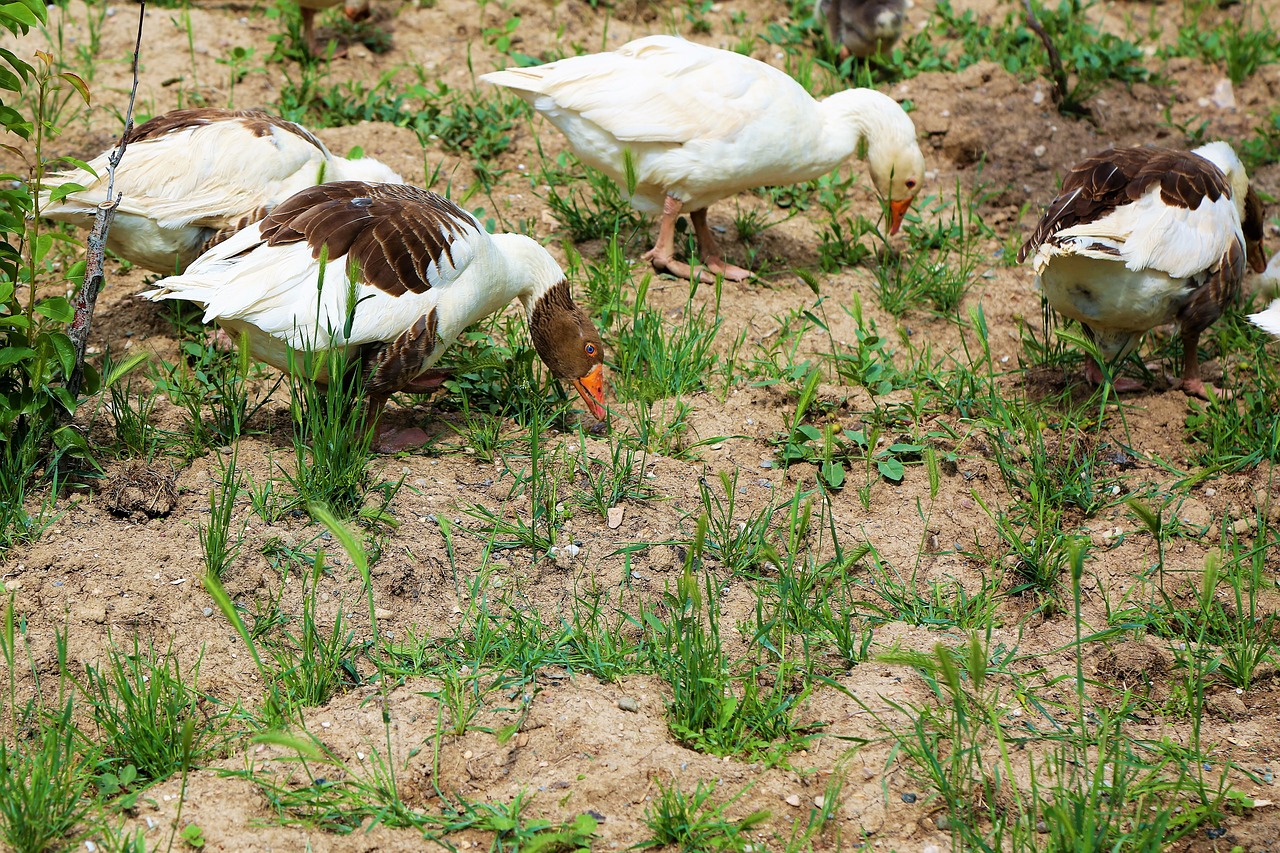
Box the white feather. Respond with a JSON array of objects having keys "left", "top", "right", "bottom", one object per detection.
[{"left": 1249, "top": 299, "right": 1280, "bottom": 339}]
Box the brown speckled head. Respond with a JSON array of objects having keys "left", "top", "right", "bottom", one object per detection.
[{"left": 529, "top": 279, "right": 606, "bottom": 421}]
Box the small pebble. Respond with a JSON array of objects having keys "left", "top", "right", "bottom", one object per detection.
[
  {"left": 935, "top": 813, "right": 950, "bottom": 830},
  {"left": 617, "top": 697, "right": 639, "bottom": 713},
  {"left": 203, "top": 607, "right": 213, "bottom": 617},
  {"left": 901, "top": 792, "right": 917, "bottom": 803},
  {"left": 1205, "top": 827, "right": 1226, "bottom": 839},
  {"left": 785, "top": 794, "right": 801, "bottom": 807}
]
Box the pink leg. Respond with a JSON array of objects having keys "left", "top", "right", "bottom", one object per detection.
[
  {"left": 1170, "top": 331, "right": 1227, "bottom": 401},
  {"left": 642, "top": 195, "right": 688, "bottom": 278},
  {"left": 690, "top": 209, "right": 753, "bottom": 282}
]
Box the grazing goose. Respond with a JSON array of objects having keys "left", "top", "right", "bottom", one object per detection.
[
  {"left": 481, "top": 35, "right": 925, "bottom": 283},
  {"left": 40, "top": 108, "right": 401, "bottom": 274},
  {"left": 142, "top": 181, "right": 607, "bottom": 452},
  {"left": 816, "top": 0, "right": 909, "bottom": 60},
  {"left": 1018, "top": 141, "right": 1267, "bottom": 399}
]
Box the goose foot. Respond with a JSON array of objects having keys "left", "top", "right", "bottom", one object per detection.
[
  {"left": 372, "top": 424, "right": 430, "bottom": 453},
  {"left": 1171, "top": 376, "right": 1231, "bottom": 402},
  {"left": 1083, "top": 360, "right": 1145, "bottom": 393},
  {"left": 401, "top": 368, "right": 452, "bottom": 393},
  {"left": 643, "top": 252, "right": 747, "bottom": 285}
]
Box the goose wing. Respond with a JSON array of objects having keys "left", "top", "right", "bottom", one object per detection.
[
  {"left": 143, "top": 181, "right": 485, "bottom": 350},
  {"left": 45, "top": 109, "right": 335, "bottom": 229},
  {"left": 1020, "top": 147, "right": 1241, "bottom": 281}
]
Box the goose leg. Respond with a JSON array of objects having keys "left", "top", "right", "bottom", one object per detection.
[
  {"left": 1171, "top": 329, "right": 1225, "bottom": 400},
  {"left": 690, "top": 209, "right": 752, "bottom": 282},
  {"left": 642, "top": 195, "right": 690, "bottom": 278},
  {"left": 300, "top": 6, "right": 319, "bottom": 55}
]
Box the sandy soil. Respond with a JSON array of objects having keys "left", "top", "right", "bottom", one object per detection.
[{"left": 4, "top": 0, "right": 1280, "bottom": 849}]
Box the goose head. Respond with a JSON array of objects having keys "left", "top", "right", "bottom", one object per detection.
[
  {"left": 526, "top": 279, "right": 607, "bottom": 421},
  {"left": 866, "top": 119, "right": 925, "bottom": 235},
  {"left": 825, "top": 89, "right": 925, "bottom": 234}
]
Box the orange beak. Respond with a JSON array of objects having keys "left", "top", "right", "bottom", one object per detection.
[
  {"left": 888, "top": 197, "right": 913, "bottom": 236},
  {"left": 572, "top": 363, "right": 607, "bottom": 422}
]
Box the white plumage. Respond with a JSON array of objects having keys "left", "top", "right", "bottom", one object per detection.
[
  {"left": 141, "top": 195, "right": 550, "bottom": 377},
  {"left": 1250, "top": 299, "right": 1280, "bottom": 338},
  {"left": 40, "top": 109, "right": 401, "bottom": 273},
  {"left": 482, "top": 35, "right": 924, "bottom": 282}
]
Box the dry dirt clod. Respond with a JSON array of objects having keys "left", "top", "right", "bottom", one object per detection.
[{"left": 105, "top": 462, "right": 177, "bottom": 519}]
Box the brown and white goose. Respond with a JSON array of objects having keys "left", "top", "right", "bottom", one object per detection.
[
  {"left": 1018, "top": 141, "right": 1267, "bottom": 399},
  {"left": 142, "top": 181, "right": 607, "bottom": 452},
  {"left": 481, "top": 35, "right": 925, "bottom": 284},
  {"left": 41, "top": 108, "right": 401, "bottom": 274},
  {"left": 816, "top": 0, "right": 909, "bottom": 60}
]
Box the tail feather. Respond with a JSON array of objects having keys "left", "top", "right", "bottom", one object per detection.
[{"left": 1248, "top": 299, "right": 1280, "bottom": 339}]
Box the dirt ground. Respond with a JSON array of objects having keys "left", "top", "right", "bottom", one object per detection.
[{"left": 5, "top": 0, "right": 1280, "bottom": 849}]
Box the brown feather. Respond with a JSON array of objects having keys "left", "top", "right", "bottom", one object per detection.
[
  {"left": 364, "top": 308, "right": 441, "bottom": 397},
  {"left": 257, "top": 182, "right": 475, "bottom": 297},
  {"left": 1019, "top": 147, "right": 1232, "bottom": 263},
  {"left": 126, "top": 108, "right": 326, "bottom": 151}
]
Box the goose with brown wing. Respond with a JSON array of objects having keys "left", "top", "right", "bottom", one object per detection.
[
  {"left": 143, "top": 181, "right": 607, "bottom": 452},
  {"left": 1019, "top": 141, "right": 1266, "bottom": 399},
  {"left": 41, "top": 108, "right": 401, "bottom": 274}
]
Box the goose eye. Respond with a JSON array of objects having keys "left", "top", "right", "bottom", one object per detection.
[
  {"left": 585, "top": 343, "right": 597, "bottom": 357},
  {"left": 905, "top": 179, "right": 917, "bottom": 190}
]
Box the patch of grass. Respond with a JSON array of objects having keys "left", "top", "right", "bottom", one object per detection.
[
  {"left": 0, "top": 702, "right": 96, "bottom": 853},
  {"left": 647, "top": 517, "right": 823, "bottom": 762},
  {"left": 640, "top": 780, "right": 769, "bottom": 852},
  {"left": 75, "top": 637, "right": 216, "bottom": 785},
  {"left": 611, "top": 277, "right": 721, "bottom": 405},
  {"left": 283, "top": 341, "right": 375, "bottom": 521}
]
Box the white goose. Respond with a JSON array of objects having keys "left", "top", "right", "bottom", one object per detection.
[
  {"left": 482, "top": 35, "right": 925, "bottom": 283},
  {"left": 41, "top": 108, "right": 401, "bottom": 274},
  {"left": 1019, "top": 141, "right": 1267, "bottom": 399},
  {"left": 142, "top": 181, "right": 607, "bottom": 452}
]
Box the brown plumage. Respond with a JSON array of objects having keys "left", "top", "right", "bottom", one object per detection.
[
  {"left": 1018, "top": 147, "right": 1232, "bottom": 264},
  {"left": 258, "top": 182, "right": 469, "bottom": 296},
  {"left": 126, "top": 108, "right": 326, "bottom": 150},
  {"left": 1019, "top": 141, "right": 1263, "bottom": 399}
]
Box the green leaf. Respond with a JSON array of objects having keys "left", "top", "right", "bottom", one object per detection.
[
  {"left": 821, "top": 459, "right": 845, "bottom": 489},
  {"left": 45, "top": 330, "right": 75, "bottom": 375},
  {"left": 1, "top": 2, "right": 40, "bottom": 28},
  {"left": 0, "top": 346, "right": 34, "bottom": 366},
  {"left": 32, "top": 231, "right": 52, "bottom": 265},
  {"left": 877, "top": 457, "right": 905, "bottom": 481},
  {"left": 49, "top": 181, "right": 86, "bottom": 202},
  {"left": 35, "top": 295, "right": 73, "bottom": 323}
]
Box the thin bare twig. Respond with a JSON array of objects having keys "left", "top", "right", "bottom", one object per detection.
[
  {"left": 66, "top": 1, "right": 146, "bottom": 401},
  {"left": 1023, "top": 0, "right": 1069, "bottom": 106}
]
